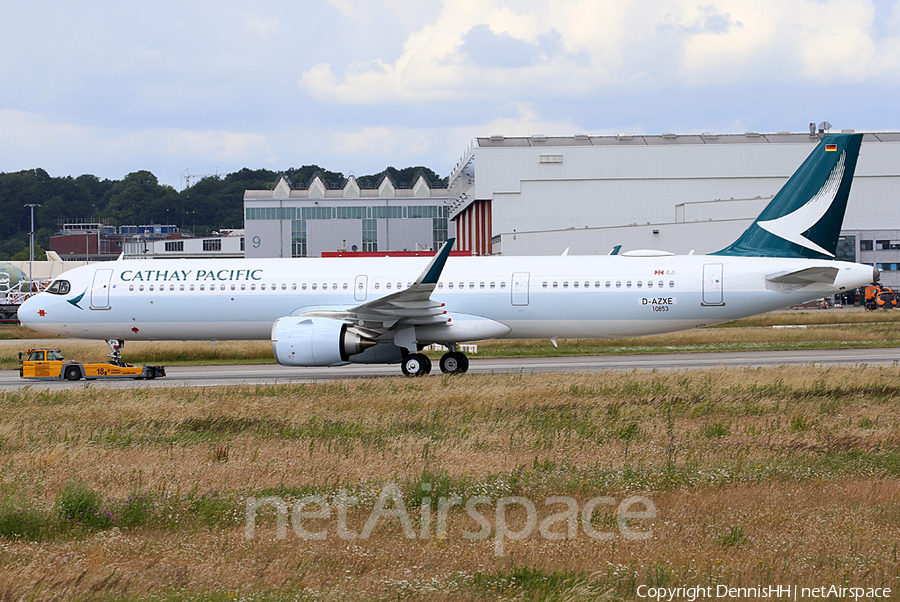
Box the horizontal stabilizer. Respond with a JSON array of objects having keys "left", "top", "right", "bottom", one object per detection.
[{"left": 766, "top": 266, "right": 839, "bottom": 292}]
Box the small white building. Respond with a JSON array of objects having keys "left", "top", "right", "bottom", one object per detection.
[{"left": 122, "top": 232, "right": 245, "bottom": 259}]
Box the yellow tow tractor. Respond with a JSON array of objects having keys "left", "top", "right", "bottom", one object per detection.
[{"left": 19, "top": 346, "right": 165, "bottom": 381}]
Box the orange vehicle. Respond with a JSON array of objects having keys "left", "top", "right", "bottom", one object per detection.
[
  {"left": 19, "top": 348, "right": 165, "bottom": 381},
  {"left": 865, "top": 286, "right": 898, "bottom": 310}
]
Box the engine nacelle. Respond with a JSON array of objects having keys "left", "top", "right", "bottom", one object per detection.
[{"left": 271, "top": 317, "right": 375, "bottom": 366}]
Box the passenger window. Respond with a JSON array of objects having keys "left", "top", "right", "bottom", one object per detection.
[
  {"left": 553, "top": 281, "right": 559, "bottom": 289},
  {"left": 479, "top": 282, "right": 485, "bottom": 289},
  {"left": 374, "top": 283, "right": 379, "bottom": 290},
  {"left": 189, "top": 285, "right": 194, "bottom": 291},
  {"left": 231, "top": 284, "right": 236, "bottom": 290},
  {"left": 398, "top": 282, "right": 403, "bottom": 289},
  {"left": 626, "top": 281, "right": 632, "bottom": 288},
  {"left": 342, "top": 283, "right": 348, "bottom": 290},
  {"left": 616, "top": 281, "right": 621, "bottom": 288},
  {"left": 669, "top": 281, "right": 675, "bottom": 288},
  {"left": 241, "top": 284, "right": 246, "bottom": 290},
  {"left": 129, "top": 285, "right": 134, "bottom": 291},
  {"left": 490, "top": 282, "right": 495, "bottom": 289},
  {"left": 170, "top": 285, "right": 175, "bottom": 291},
  {"left": 313, "top": 283, "right": 318, "bottom": 290},
  {"left": 605, "top": 281, "right": 611, "bottom": 288},
  {"left": 448, "top": 282, "right": 454, "bottom": 289},
  {"left": 387, "top": 282, "right": 392, "bottom": 290},
  {"left": 542, "top": 282, "right": 548, "bottom": 288},
  {"left": 149, "top": 285, "right": 154, "bottom": 291},
  {"left": 251, "top": 284, "right": 256, "bottom": 290},
  {"left": 139, "top": 285, "right": 145, "bottom": 291},
  {"left": 260, "top": 284, "right": 265, "bottom": 291},
  {"left": 302, "top": 283, "right": 308, "bottom": 290},
  {"left": 563, "top": 281, "right": 569, "bottom": 288},
  {"left": 658, "top": 281, "right": 663, "bottom": 288},
  {"left": 438, "top": 283, "right": 444, "bottom": 289},
  {"left": 637, "top": 281, "right": 642, "bottom": 288},
  {"left": 648, "top": 281, "right": 654, "bottom": 288},
  {"left": 180, "top": 284, "right": 185, "bottom": 291},
  {"left": 584, "top": 281, "right": 589, "bottom": 288},
  {"left": 469, "top": 282, "right": 475, "bottom": 289},
  {"left": 282, "top": 283, "right": 287, "bottom": 290},
  {"left": 573, "top": 281, "right": 579, "bottom": 288},
  {"left": 500, "top": 281, "right": 506, "bottom": 288},
  {"left": 292, "top": 283, "right": 297, "bottom": 290}
]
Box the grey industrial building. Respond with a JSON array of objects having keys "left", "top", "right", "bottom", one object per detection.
[
  {"left": 447, "top": 131, "right": 900, "bottom": 286},
  {"left": 243, "top": 173, "right": 448, "bottom": 258}
]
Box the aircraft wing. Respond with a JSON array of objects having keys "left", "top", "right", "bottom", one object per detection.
[{"left": 297, "top": 239, "right": 455, "bottom": 336}]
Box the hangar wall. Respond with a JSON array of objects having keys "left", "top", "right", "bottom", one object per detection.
[{"left": 449, "top": 132, "right": 900, "bottom": 262}]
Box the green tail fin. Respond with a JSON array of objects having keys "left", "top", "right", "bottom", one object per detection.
[{"left": 713, "top": 133, "right": 862, "bottom": 258}]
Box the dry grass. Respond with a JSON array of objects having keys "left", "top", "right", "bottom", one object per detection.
[
  {"left": 1, "top": 366, "right": 900, "bottom": 600},
  {"left": 3, "top": 309, "right": 900, "bottom": 370}
]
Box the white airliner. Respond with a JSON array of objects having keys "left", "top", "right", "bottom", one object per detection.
[{"left": 19, "top": 134, "right": 878, "bottom": 376}]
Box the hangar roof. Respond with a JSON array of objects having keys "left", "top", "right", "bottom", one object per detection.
[{"left": 474, "top": 131, "right": 900, "bottom": 148}]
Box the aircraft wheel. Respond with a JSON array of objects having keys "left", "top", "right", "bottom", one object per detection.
[
  {"left": 401, "top": 353, "right": 431, "bottom": 377},
  {"left": 64, "top": 366, "right": 81, "bottom": 381},
  {"left": 439, "top": 351, "right": 469, "bottom": 374}
]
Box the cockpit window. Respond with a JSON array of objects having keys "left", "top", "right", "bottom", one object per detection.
[{"left": 46, "top": 280, "right": 71, "bottom": 295}]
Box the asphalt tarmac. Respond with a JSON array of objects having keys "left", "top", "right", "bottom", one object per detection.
[{"left": 2, "top": 347, "right": 897, "bottom": 390}]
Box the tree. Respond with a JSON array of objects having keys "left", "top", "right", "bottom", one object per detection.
[{"left": 11, "top": 244, "right": 47, "bottom": 261}]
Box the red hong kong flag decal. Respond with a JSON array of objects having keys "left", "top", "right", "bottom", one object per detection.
[
  {"left": 38, "top": 310, "right": 46, "bottom": 316},
  {"left": 131, "top": 327, "right": 140, "bottom": 333}
]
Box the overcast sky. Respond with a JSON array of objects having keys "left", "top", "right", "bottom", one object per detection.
[{"left": 2, "top": 0, "right": 900, "bottom": 188}]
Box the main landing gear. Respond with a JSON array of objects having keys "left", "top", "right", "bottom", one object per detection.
[{"left": 401, "top": 348, "right": 470, "bottom": 377}]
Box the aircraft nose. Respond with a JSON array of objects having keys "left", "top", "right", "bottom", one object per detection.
[
  {"left": 17, "top": 294, "right": 45, "bottom": 329},
  {"left": 873, "top": 266, "right": 881, "bottom": 282}
]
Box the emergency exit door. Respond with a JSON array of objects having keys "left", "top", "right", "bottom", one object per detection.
[
  {"left": 702, "top": 263, "right": 724, "bottom": 306},
  {"left": 511, "top": 272, "right": 530, "bottom": 306}
]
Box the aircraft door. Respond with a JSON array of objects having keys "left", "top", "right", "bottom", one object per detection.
[
  {"left": 90, "top": 269, "right": 113, "bottom": 310},
  {"left": 701, "top": 263, "right": 724, "bottom": 306},
  {"left": 511, "top": 272, "right": 530, "bottom": 306},
  {"left": 354, "top": 275, "right": 367, "bottom": 302}
]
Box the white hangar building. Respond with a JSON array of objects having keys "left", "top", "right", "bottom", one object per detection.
[{"left": 447, "top": 131, "right": 900, "bottom": 285}]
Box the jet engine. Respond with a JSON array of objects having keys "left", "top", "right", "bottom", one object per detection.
[{"left": 271, "top": 317, "right": 376, "bottom": 366}]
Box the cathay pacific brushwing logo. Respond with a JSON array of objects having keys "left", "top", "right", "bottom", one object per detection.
[
  {"left": 757, "top": 151, "right": 846, "bottom": 258},
  {"left": 67, "top": 289, "right": 86, "bottom": 310}
]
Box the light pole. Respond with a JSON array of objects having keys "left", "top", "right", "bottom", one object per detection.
[{"left": 23, "top": 204, "right": 40, "bottom": 287}]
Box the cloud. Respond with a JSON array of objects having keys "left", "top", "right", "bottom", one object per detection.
[
  {"left": 0, "top": 109, "right": 274, "bottom": 184},
  {"left": 450, "top": 25, "right": 569, "bottom": 68},
  {"left": 299, "top": 0, "right": 900, "bottom": 104},
  {"left": 245, "top": 15, "right": 281, "bottom": 38}
]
